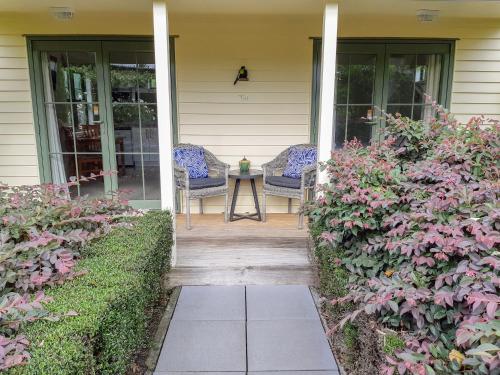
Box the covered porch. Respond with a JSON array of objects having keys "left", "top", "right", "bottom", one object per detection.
[{"left": 0, "top": 0, "right": 499, "bottom": 273}]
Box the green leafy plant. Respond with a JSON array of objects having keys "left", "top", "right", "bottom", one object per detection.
[
  {"left": 307, "top": 104, "right": 499, "bottom": 375},
  {"left": 0, "top": 175, "right": 131, "bottom": 370}
]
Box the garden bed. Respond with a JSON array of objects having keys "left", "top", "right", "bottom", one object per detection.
[
  {"left": 308, "top": 105, "right": 499, "bottom": 375},
  {"left": 6, "top": 211, "right": 174, "bottom": 375}
]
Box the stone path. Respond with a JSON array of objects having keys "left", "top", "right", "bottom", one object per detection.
[{"left": 154, "top": 285, "right": 339, "bottom": 374}]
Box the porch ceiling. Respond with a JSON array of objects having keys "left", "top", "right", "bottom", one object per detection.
[{"left": 0, "top": 0, "right": 499, "bottom": 18}]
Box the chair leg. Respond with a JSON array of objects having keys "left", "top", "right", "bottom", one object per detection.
[
  {"left": 298, "top": 195, "right": 305, "bottom": 230},
  {"left": 186, "top": 192, "right": 191, "bottom": 230},
  {"left": 262, "top": 192, "right": 267, "bottom": 222},
  {"left": 288, "top": 198, "right": 292, "bottom": 214},
  {"left": 224, "top": 193, "right": 228, "bottom": 223},
  {"left": 199, "top": 198, "right": 203, "bottom": 215}
]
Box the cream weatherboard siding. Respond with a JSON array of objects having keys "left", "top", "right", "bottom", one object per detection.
[
  {"left": 172, "top": 16, "right": 315, "bottom": 214},
  {"left": 0, "top": 13, "right": 499, "bottom": 214},
  {"left": 452, "top": 37, "right": 500, "bottom": 123},
  {"left": 0, "top": 35, "right": 39, "bottom": 186}
]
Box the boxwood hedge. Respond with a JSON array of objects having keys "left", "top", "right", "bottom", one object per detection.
[{"left": 7, "top": 210, "right": 173, "bottom": 375}]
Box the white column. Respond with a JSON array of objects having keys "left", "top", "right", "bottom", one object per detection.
[
  {"left": 153, "top": 0, "right": 177, "bottom": 264},
  {"left": 317, "top": 3, "right": 338, "bottom": 184}
]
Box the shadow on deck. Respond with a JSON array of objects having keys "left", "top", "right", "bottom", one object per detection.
[{"left": 167, "top": 214, "right": 317, "bottom": 287}]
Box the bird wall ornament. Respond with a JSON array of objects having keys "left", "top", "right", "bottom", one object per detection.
[{"left": 233, "top": 66, "right": 248, "bottom": 85}]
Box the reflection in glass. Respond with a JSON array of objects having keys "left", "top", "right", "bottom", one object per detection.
[
  {"left": 43, "top": 52, "right": 70, "bottom": 102},
  {"left": 113, "top": 104, "right": 140, "bottom": 153},
  {"left": 110, "top": 51, "right": 159, "bottom": 201},
  {"left": 144, "top": 162, "right": 161, "bottom": 200},
  {"left": 386, "top": 105, "right": 413, "bottom": 119},
  {"left": 346, "top": 106, "right": 374, "bottom": 146},
  {"left": 116, "top": 154, "right": 143, "bottom": 200},
  {"left": 335, "top": 106, "right": 347, "bottom": 149},
  {"left": 141, "top": 105, "right": 158, "bottom": 153},
  {"left": 386, "top": 53, "right": 442, "bottom": 121},
  {"left": 348, "top": 55, "right": 376, "bottom": 104},
  {"left": 335, "top": 54, "right": 349, "bottom": 105},
  {"left": 388, "top": 54, "right": 416, "bottom": 103},
  {"left": 67, "top": 52, "right": 98, "bottom": 102},
  {"left": 137, "top": 53, "right": 156, "bottom": 103},
  {"left": 110, "top": 52, "right": 137, "bottom": 103},
  {"left": 335, "top": 53, "right": 377, "bottom": 148}
]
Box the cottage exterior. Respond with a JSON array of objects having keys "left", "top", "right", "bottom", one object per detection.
[{"left": 0, "top": 0, "right": 499, "bottom": 216}]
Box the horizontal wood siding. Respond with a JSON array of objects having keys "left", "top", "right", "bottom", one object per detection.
[
  {"left": 451, "top": 35, "right": 500, "bottom": 122},
  {"left": 0, "top": 35, "right": 39, "bottom": 186},
  {"left": 174, "top": 18, "right": 314, "bottom": 213}
]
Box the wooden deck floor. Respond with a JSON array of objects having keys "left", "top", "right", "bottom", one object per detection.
[{"left": 167, "top": 214, "right": 317, "bottom": 287}]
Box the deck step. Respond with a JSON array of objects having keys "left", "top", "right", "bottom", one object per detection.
[
  {"left": 176, "top": 236, "right": 311, "bottom": 268},
  {"left": 167, "top": 266, "right": 318, "bottom": 287}
]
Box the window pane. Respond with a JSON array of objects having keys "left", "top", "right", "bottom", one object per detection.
[
  {"left": 50, "top": 153, "right": 76, "bottom": 185},
  {"left": 67, "top": 52, "right": 98, "bottom": 102},
  {"left": 348, "top": 54, "right": 376, "bottom": 104},
  {"left": 141, "top": 105, "right": 158, "bottom": 153},
  {"left": 335, "top": 106, "right": 347, "bottom": 148},
  {"left": 137, "top": 53, "right": 156, "bottom": 103},
  {"left": 335, "top": 54, "right": 349, "bottom": 105},
  {"left": 46, "top": 104, "right": 74, "bottom": 153},
  {"left": 388, "top": 54, "right": 416, "bottom": 103},
  {"left": 144, "top": 159, "right": 160, "bottom": 200},
  {"left": 110, "top": 52, "right": 137, "bottom": 103},
  {"left": 113, "top": 104, "right": 141, "bottom": 153},
  {"left": 43, "top": 52, "right": 71, "bottom": 102},
  {"left": 73, "top": 104, "right": 102, "bottom": 152},
  {"left": 117, "top": 154, "right": 144, "bottom": 200},
  {"left": 414, "top": 54, "right": 442, "bottom": 104},
  {"left": 346, "top": 105, "right": 373, "bottom": 146},
  {"left": 386, "top": 105, "right": 412, "bottom": 118}
]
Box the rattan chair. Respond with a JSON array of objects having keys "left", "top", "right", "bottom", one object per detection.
[
  {"left": 173, "top": 143, "right": 230, "bottom": 229},
  {"left": 262, "top": 144, "right": 317, "bottom": 229}
]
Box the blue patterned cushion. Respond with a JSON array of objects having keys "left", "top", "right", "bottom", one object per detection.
[
  {"left": 174, "top": 147, "right": 209, "bottom": 179},
  {"left": 282, "top": 146, "right": 317, "bottom": 179}
]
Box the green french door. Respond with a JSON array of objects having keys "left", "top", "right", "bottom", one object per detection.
[
  {"left": 30, "top": 38, "right": 177, "bottom": 208},
  {"left": 310, "top": 39, "right": 454, "bottom": 146}
]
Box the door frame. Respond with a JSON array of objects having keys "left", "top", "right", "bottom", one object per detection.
[
  {"left": 27, "top": 36, "right": 178, "bottom": 208},
  {"left": 309, "top": 38, "right": 455, "bottom": 145}
]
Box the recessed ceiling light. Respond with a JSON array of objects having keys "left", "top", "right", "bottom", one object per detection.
[
  {"left": 416, "top": 9, "right": 440, "bottom": 23},
  {"left": 49, "top": 7, "right": 74, "bottom": 21}
]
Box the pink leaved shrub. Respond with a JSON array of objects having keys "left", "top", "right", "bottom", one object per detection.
[
  {"left": 307, "top": 105, "right": 499, "bottom": 374},
  {"left": 0, "top": 175, "right": 131, "bottom": 370}
]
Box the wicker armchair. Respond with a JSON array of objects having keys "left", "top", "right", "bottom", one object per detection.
[
  {"left": 173, "top": 143, "right": 230, "bottom": 229},
  {"left": 262, "top": 144, "right": 317, "bottom": 229}
]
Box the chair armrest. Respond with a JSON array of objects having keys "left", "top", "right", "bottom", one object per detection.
[
  {"left": 174, "top": 165, "right": 189, "bottom": 190},
  {"left": 208, "top": 159, "right": 230, "bottom": 178},
  {"left": 262, "top": 158, "right": 287, "bottom": 181},
  {"left": 301, "top": 164, "right": 317, "bottom": 189}
]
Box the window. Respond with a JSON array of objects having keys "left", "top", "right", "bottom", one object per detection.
[
  {"left": 310, "top": 40, "right": 454, "bottom": 146},
  {"left": 29, "top": 38, "right": 178, "bottom": 208}
]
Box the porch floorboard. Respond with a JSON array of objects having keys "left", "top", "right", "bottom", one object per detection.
[{"left": 167, "top": 214, "right": 317, "bottom": 287}]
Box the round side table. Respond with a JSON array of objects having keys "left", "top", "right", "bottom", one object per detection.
[{"left": 228, "top": 169, "right": 263, "bottom": 221}]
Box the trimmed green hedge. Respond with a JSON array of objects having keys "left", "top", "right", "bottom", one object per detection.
[{"left": 8, "top": 211, "right": 173, "bottom": 375}]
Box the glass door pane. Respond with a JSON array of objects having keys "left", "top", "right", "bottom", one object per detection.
[
  {"left": 386, "top": 53, "right": 443, "bottom": 122},
  {"left": 103, "top": 42, "right": 160, "bottom": 204},
  {"left": 39, "top": 47, "right": 108, "bottom": 197},
  {"left": 335, "top": 52, "right": 380, "bottom": 148}
]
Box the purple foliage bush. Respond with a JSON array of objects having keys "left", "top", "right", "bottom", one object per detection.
[
  {"left": 307, "top": 105, "right": 499, "bottom": 374},
  {"left": 0, "top": 176, "right": 130, "bottom": 370}
]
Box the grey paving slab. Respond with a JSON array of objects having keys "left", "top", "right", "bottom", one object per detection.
[
  {"left": 155, "top": 320, "right": 246, "bottom": 372},
  {"left": 247, "top": 319, "right": 338, "bottom": 371},
  {"left": 246, "top": 285, "right": 319, "bottom": 320},
  {"left": 248, "top": 372, "right": 339, "bottom": 375},
  {"left": 172, "top": 285, "right": 245, "bottom": 321}
]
